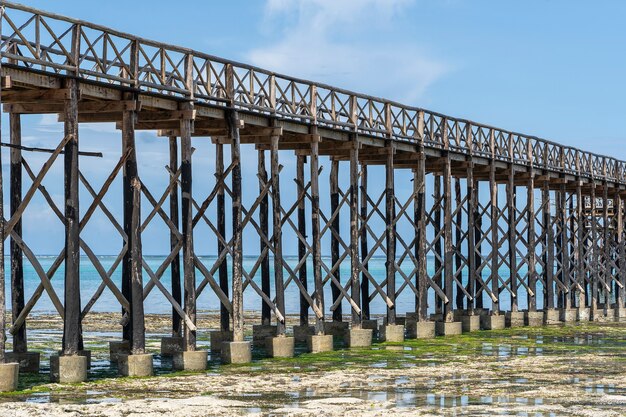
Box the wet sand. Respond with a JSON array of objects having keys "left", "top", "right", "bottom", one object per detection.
[{"left": 1, "top": 313, "right": 626, "bottom": 416}]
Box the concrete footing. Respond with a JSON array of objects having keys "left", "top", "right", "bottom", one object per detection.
[
  {"left": 543, "top": 309, "right": 560, "bottom": 325},
  {"left": 118, "top": 353, "right": 153, "bottom": 377},
  {"left": 173, "top": 350, "right": 208, "bottom": 371},
  {"left": 505, "top": 311, "right": 526, "bottom": 328},
  {"left": 252, "top": 325, "right": 277, "bottom": 347},
  {"left": 307, "top": 334, "right": 334, "bottom": 353},
  {"left": 525, "top": 311, "right": 544, "bottom": 327},
  {"left": 209, "top": 330, "right": 233, "bottom": 352},
  {"left": 380, "top": 325, "right": 404, "bottom": 342},
  {"left": 559, "top": 308, "right": 578, "bottom": 323},
  {"left": 481, "top": 314, "right": 505, "bottom": 330},
  {"left": 266, "top": 336, "right": 295, "bottom": 358},
  {"left": 222, "top": 341, "right": 252, "bottom": 364},
  {"left": 323, "top": 321, "right": 350, "bottom": 341},
  {"left": 594, "top": 308, "right": 615, "bottom": 322},
  {"left": 56, "top": 350, "right": 91, "bottom": 370},
  {"left": 406, "top": 321, "right": 436, "bottom": 338},
  {"left": 361, "top": 320, "right": 379, "bottom": 339},
  {"left": 6, "top": 351, "right": 40, "bottom": 373},
  {"left": 109, "top": 341, "right": 130, "bottom": 363},
  {"left": 293, "top": 325, "right": 315, "bottom": 343},
  {"left": 347, "top": 328, "right": 373, "bottom": 348},
  {"left": 0, "top": 363, "right": 19, "bottom": 392},
  {"left": 50, "top": 354, "right": 88, "bottom": 383},
  {"left": 577, "top": 307, "right": 591, "bottom": 322},
  {"left": 160, "top": 336, "right": 184, "bottom": 356},
  {"left": 460, "top": 315, "right": 480, "bottom": 332},
  {"left": 615, "top": 306, "right": 626, "bottom": 320},
  {"left": 435, "top": 321, "right": 462, "bottom": 336}
]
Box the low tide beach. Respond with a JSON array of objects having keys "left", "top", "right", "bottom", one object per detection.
[{"left": 1, "top": 313, "right": 625, "bottom": 416}]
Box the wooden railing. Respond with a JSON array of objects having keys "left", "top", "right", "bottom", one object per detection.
[{"left": 0, "top": 1, "right": 623, "bottom": 183}]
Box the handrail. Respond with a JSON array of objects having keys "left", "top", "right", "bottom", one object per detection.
[{"left": 0, "top": 1, "right": 623, "bottom": 183}]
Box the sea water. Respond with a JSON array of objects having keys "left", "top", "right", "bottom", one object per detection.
[{"left": 4, "top": 255, "right": 544, "bottom": 315}]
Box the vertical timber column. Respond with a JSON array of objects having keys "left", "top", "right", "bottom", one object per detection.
[
  {"left": 297, "top": 156, "right": 309, "bottom": 326},
  {"left": 434, "top": 176, "right": 443, "bottom": 315},
  {"left": 454, "top": 179, "right": 463, "bottom": 310},
  {"left": 561, "top": 186, "right": 571, "bottom": 310},
  {"left": 466, "top": 164, "right": 476, "bottom": 314},
  {"left": 602, "top": 184, "right": 610, "bottom": 315},
  {"left": 543, "top": 181, "right": 555, "bottom": 311},
  {"left": 489, "top": 161, "right": 500, "bottom": 315},
  {"left": 474, "top": 180, "right": 484, "bottom": 310},
  {"left": 216, "top": 144, "right": 229, "bottom": 332},
  {"left": 258, "top": 150, "right": 271, "bottom": 326},
  {"left": 618, "top": 192, "right": 626, "bottom": 312},
  {"left": 360, "top": 166, "right": 370, "bottom": 320},
  {"left": 527, "top": 176, "right": 537, "bottom": 312},
  {"left": 310, "top": 133, "right": 325, "bottom": 334},
  {"left": 123, "top": 96, "right": 145, "bottom": 355},
  {"left": 9, "top": 113, "right": 26, "bottom": 354},
  {"left": 590, "top": 184, "right": 599, "bottom": 317},
  {"left": 349, "top": 138, "right": 361, "bottom": 327},
  {"left": 415, "top": 149, "right": 428, "bottom": 321},
  {"left": 443, "top": 155, "right": 454, "bottom": 322},
  {"left": 270, "top": 135, "right": 286, "bottom": 336},
  {"left": 330, "top": 160, "right": 342, "bottom": 322},
  {"left": 62, "top": 78, "right": 82, "bottom": 356},
  {"left": 228, "top": 108, "right": 244, "bottom": 343},
  {"left": 576, "top": 182, "right": 586, "bottom": 310},
  {"left": 169, "top": 137, "right": 182, "bottom": 338},
  {"left": 180, "top": 104, "right": 196, "bottom": 351},
  {"left": 555, "top": 188, "right": 564, "bottom": 309},
  {"left": 507, "top": 168, "right": 518, "bottom": 313},
  {"left": 385, "top": 145, "right": 397, "bottom": 325}
]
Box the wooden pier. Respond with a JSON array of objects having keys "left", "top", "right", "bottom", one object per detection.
[{"left": 0, "top": 2, "right": 624, "bottom": 382}]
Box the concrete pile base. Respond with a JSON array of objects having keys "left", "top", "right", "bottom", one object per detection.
[
  {"left": 0, "top": 363, "right": 19, "bottom": 392},
  {"left": 5, "top": 351, "right": 40, "bottom": 373},
  {"left": 266, "top": 336, "right": 295, "bottom": 358},
  {"left": 50, "top": 354, "right": 88, "bottom": 383},
  {"left": 222, "top": 341, "right": 252, "bottom": 364},
  {"left": 347, "top": 328, "right": 373, "bottom": 348},
  {"left": 307, "top": 335, "right": 334, "bottom": 353},
  {"left": 173, "top": 350, "right": 208, "bottom": 371},
  {"left": 118, "top": 353, "right": 153, "bottom": 377}
]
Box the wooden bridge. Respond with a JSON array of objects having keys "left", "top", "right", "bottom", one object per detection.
[{"left": 0, "top": 2, "right": 624, "bottom": 382}]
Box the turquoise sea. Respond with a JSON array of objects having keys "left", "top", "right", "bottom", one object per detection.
[{"left": 5, "top": 255, "right": 543, "bottom": 316}]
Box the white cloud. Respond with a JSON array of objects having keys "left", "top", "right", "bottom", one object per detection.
[{"left": 248, "top": 0, "right": 449, "bottom": 104}]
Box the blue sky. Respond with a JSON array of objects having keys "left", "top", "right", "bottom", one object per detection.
[{"left": 4, "top": 0, "right": 626, "bottom": 255}]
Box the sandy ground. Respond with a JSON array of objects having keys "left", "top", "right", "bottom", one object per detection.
[{"left": 1, "top": 314, "right": 625, "bottom": 416}]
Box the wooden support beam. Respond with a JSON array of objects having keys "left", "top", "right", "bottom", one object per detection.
[
  {"left": 228, "top": 108, "right": 245, "bottom": 342},
  {"left": 180, "top": 103, "right": 197, "bottom": 351},
  {"left": 360, "top": 165, "right": 370, "bottom": 321},
  {"left": 466, "top": 162, "right": 476, "bottom": 314},
  {"left": 258, "top": 149, "right": 271, "bottom": 326},
  {"left": 216, "top": 143, "right": 230, "bottom": 332},
  {"left": 385, "top": 144, "right": 397, "bottom": 325},
  {"left": 527, "top": 175, "right": 537, "bottom": 312},
  {"left": 434, "top": 176, "right": 443, "bottom": 315},
  {"left": 5, "top": 100, "right": 138, "bottom": 115},
  {"left": 349, "top": 138, "right": 361, "bottom": 327},
  {"left": 507, "top": 166, "right": 518, "bottom": 312},
  {"left": 310, "top": 129, "right": 325, "bottom": 334},
  {"left": 474, "top": 180, "right": 484, "bottom": 310},
  {"left": 9, "top": 113, "right": 26, "bottom": 353},
  {"left": 2, "top": 88, "right": 72, "bottom": 103},
  {"left": 454, "top": 178, "right": 463, "bottom": 310},
  {"left": 490, "top": 162, "right": 500, "bottom": 314},
  {"left": 415, "top": 153, "right": 428, "bottom": 321},
  {"left": 62, "top": 78, "right": 82, "bottom": 356},
  {"left": 123, "top": 94, "right": 145, "bottom": 355},
  {"left": 297, "top": 155, "right": 309, "bottom": 326},
  {"left": 330, "top": 160, "right": 342, "bottom": 322},
  {"left": 169, "top": 136, "right": 182, "bottom": 338},
  {"left": 270, "top": 134, "right": 286, "bottom": 335},
  {"left": 443, "top": 155, "right": 454, "bottom": 322},
  {"left": 543, "top": 181, "right": 555, "bottom": 310}
]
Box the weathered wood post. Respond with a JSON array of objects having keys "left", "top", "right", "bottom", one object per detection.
[
  {"left": 434, "top": 175, "right": 443, "bottom": 315},
  {"left": 442, "top": 153, "right": 453, "bottom": 323},
  {"left": 466, "top": 162, "right": 476, "bottom": 316},
  {"left": 349, "top": 137, "right": 361, "bottom": 328},
  {"left": 221, "top": 64, "right": 252, "bottom": 363},
  {"left": 56, "top": 76, "right": 88, "bottom": 383},
  {"left": 308, "top": 127, "right": 333, "bottom": 352},
  {"left": 169, "top": 136, "right": 182, "bottom": 338},
  {"left": 489, "top": 131, "right": 500, "bottom": 318},
  {"left": 118, "top": 94, "right": 152, "bottom": 377},
  {"left": 297, "top": 156, "right": 309, "bottom": 327},
  {"left": 474, "top": 180, "right": 484, "bottom": 311},
  {"left": 454, "top": 178, "right": 463, "bottom": 311},
  {"left": 360, "top": 165, "right": 370, "bottom": 321},
  {"left": 542, "top": 179, "right": 555, "bottom": 317},
  {"left": 258, "top": 150, "right": 271, "bottom": 327},
  {"left": 590, "top": 184, "right": 599, "bottom": 319},
  {"left": 527, "top": 148, "right": 537, "bottom": 316},
  {"left": 385, "top": 144, "right": 397, "bottom": 326},
  {"left": 266, "top": 131, "right": 295, "bottom": 357},
  {"left": 9, "top": 112, "right": 40, "bottom": 371},
  {"left": 329, "top": 160, "right": 342, "bottom": 323}
]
